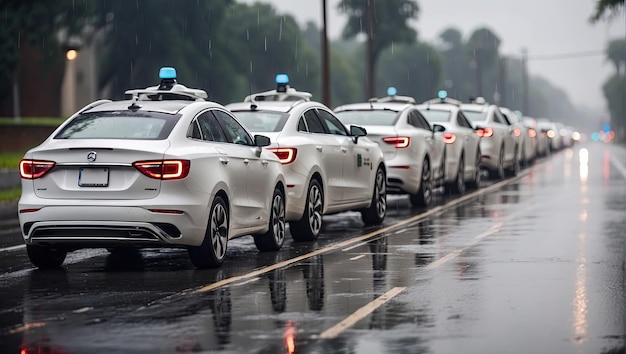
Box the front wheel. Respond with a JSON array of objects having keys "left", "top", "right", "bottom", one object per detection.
[
  {"left": 27, "top": 245, "right": 67, "bottom": 269},
  {"left": 448, "top": 154, "right": 465, "bottom": 195},
  {"left": 467, "top": 149, "right": 482, "bottom": 189},
  {"left": 188, "top": 196, "right": 229, "bottom": 268},
  {"left": 253, "top": 187, "right": 286, "bottom": 252},
  {"left": 410, "top": 158, "right": 432, "bottom": 207},
  {"left": 361, "top": 165, "right": 387, "bottom": 225},
  {"left": 290, "top": 179, "right": 323, "bottom": 242}
]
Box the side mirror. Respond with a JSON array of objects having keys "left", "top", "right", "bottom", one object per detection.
[
  {"left": 254, "top": 134, "right": 271, "bottom": 147},
  {"left": 350, "top": 125, "right": 367, "bottom": 143},
  {"left": 432, "top": 124, "right": 446, "bottom": 133}
]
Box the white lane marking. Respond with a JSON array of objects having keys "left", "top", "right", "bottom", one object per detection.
[
  {"left": 232, "top": 277, "right": 260, "bottom": 287},
  {"left": 73, "top": 307, "right": 94, "bottom": 314},
  {"left": 349, "top": 254, "right": 366, "bottom": 261},
  {"left": 9, "top": 322, "right": 46, "bottom": 334},
  {"left": 0, "top": 244, "right": 25, "bottom": 252},
  {"left": 425, "top": 222, "right": 502, "bottom": 270},
  {"left": 193, "top": 172, "right": 529, "bottom": 294},
  {"left": 610, "top": 155, "right": 626, "bottom": 180},
  {"left": 318, "top": 287, "right": 406, "bottom": 339}
]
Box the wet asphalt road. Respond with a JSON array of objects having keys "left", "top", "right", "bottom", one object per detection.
[{"left": 0, "top": 142, "right": 624, "bottom": 354}]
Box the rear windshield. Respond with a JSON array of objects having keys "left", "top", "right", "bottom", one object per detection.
[
  {"left": 55, "top": 111, "right": 180, "bottom": 140},
  {"left": 231, "top": 111, "right": 289, "bottom": 132},
  {"left": 418, "top": 109, "right": 451, "bottom": 123},
  {"left": 334, "top": 110, "right": 398, "bottom": 126},
  {"left": 463, "top": 110, "right": 488, "bottom": 122}
]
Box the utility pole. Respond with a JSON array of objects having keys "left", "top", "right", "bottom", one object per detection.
[
  {"left": 522, "top": 48, "right": 529, "bottom": 115},
  {"left": 321, "top": 0, "right": 331, "bottom": 107},
  {"left": 498, "top": 56, "right": 507, "bottom": 106},
  {"left": 366, "top": 0, "right": 376, "bottom": 99}
]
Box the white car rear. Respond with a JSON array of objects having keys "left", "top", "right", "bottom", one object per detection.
[
  {"left": 334, "top": 100, "right": 445, "bottom": 207},
  {"left": 19, "top": 68, "right": 286, "bottom": 269},
  {"left": 227, "top": 78, "right": 386, "bottom": 242}
]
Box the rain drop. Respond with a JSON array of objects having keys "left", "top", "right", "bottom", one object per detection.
[{"left": 264, "top": 37, "right": 267, "bottom": 51}]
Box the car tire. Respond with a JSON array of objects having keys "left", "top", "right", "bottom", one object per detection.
[
  {"left": 253, "top": 187, "right": 286, "bottom": 252},
  {"left": 490, "top": 146, "right": 505, "bottom": 180},
  {"left": 26, "top": 245, "right": 67, "bottom": 269},
  {"left": 290, "top": 179, "right": 323, "bottom": 242},
  {"left": 188, "top": 195, "right": 229, "bottom": 268},
  {"left": 449, "top": 154, "right": 465, "bottom": 195},
  {"left": 467, "top": 149, "right": 482, "bottom": 189},
  {"left": 361, "top": 165, "right": 387, "bottom": 225},
  {"left": 508, "top": 146, "right": 520, "bottom": 177},
  {"left": 410, "top": 158, "right": 432, "bottom": 207}
]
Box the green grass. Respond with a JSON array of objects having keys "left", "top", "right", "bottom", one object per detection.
[
  {"left": 0, "top": 187, "right": 20, "bottom": 202},
  {"left": 0, "top": 151, "right": 25, "bottom": 169},
  {"left": 0, "top": 117, "right": 65, "bottom": 126}
]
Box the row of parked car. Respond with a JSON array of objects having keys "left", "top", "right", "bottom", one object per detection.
[{"left": 17, "top": 68, "right": 574, "bottom": 269}]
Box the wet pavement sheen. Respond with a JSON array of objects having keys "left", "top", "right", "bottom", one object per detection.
[{"left": 0, "top": 142, "right": 624, "bottom": 354}]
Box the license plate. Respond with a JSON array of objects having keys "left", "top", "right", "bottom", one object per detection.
[{"left": 78, "top": 167, "right": 109, "bottom": 187}]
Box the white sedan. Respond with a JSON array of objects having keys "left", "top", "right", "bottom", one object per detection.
[
  {"left": 19, "top": 67, "right": 286, "bottom": 269},
  {"left": 227, "top": 75, "right": 387, "bottom": 242},
  {"left": 416, "top": 92, "right": 482, "bottom": 194},
  {"left": 334, "top": 89, "right": 445, "bottom": 207}
]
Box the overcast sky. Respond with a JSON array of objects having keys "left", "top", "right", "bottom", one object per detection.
[{"left": 239, "top": 0, "right": 625, "bottom": 116}]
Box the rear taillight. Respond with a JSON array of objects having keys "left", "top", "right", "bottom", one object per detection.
[
  {"left": 512, "top": 128, "right": 521, "bottom": 137},
  {"left": 528, "top": 128, "right": 537, "bottom": 138},
  {"left": 476, "top": 128, "right": 494, "bottom": 138},
  {"left": 19, "top": 160, "right": 55, "bottom": 179},
  {"left": 382, "top": 136, "right": 410, "bottom": 148},
  {"left": 133, "top": 160, "right": 190, "bottom": 180},
  {"left": 268, "top": 148, "right": 297, "bottom": 164},
  {"left": 442, "top": 133, "right": 456, "bottom": 144}
]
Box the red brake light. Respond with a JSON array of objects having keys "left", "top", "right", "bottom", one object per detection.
[
  {"left": 513, "top": 128, "right": 521, "bottom": 137},
  {"left": 528, "top": 128, "right": 537, "bottom": 138},
  {"left": 20, "top": 159, "right": 55, "bottom": 179},
  {"left": 476, "top": 127, "right": 494, "bottom": 138},
  {"left": 442, "top": 133, "right": 456, "bottom": 144},
  {"left": 133, "top": 160, "right": 190, "bottom": 180},
  {"left": 268, "top": 148, "right": 297, "bottom": 164},
  {"left": 382, "top": 136, "right": 410, "bottom": 148}
]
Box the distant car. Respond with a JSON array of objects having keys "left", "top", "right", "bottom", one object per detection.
[
  {"left": 461, "top": 97, "right": 518, "bottom": 179},
  {"left": 226, "top": 74, "right": 387, "bottom": 242},
  {"left": 415, "top": 91, "right": 482, "bottom": 194},
  {"left": 333, "top": 87, "right": 446, "bottom": 206},
  {"left": 500, "top": 107, "right": 534, "bottom": 167},
  {"left": 536, "top": 118, "right": 562, "bottom": 152},
  {"left": 19, "top": 67, "right": 286, "bottom": 269},
  {"left": 522, "top": 116, "right": 549, "bottom": 158}
]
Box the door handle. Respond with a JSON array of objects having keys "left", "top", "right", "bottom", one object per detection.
[
  {"left": 219, "top": 158, "right": 229, "bottom": 165},
  {"left": 261, "top": 160, "right": 268, "bottom": 167},
  {"left": 244, "top": 159, "right": 250, "bottom": 165},
  {"left": 341, "top": 147, "right": 347, "bottom": 153},
  {"left": 316, "top": 146, "right": 323, "bottom": 152}
]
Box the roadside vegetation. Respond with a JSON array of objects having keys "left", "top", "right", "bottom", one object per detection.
[{"left": 0, "top": 187, "right": 20, "bottom": 202}]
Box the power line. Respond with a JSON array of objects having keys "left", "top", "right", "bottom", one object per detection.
[{"left": 528, "top": 49, "right": 605, "bottom": 61}]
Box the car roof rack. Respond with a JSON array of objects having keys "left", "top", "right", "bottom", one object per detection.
[{"left": 124, "top": 67, "right": 208, "bottom": 101}]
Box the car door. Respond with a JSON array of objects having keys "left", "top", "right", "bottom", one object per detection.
[
  {"left": 316, "top": 108, "right": 371, "bottom": 203},
  {"left": 457, "top": 111, "right": 481, "bottom": 173},
  {"left": 212, "top": 109, "right": 271, "bottom": 230},
  {"left": 493, "top": 109, "right": 516, "bottom": 165},
  {"left": 409, "top": 110, "right": 443, "bottom": 175},
  {"left": 301, "top": 108, "right": 345, "bottom": 206}
]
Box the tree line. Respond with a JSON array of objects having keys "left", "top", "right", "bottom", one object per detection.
[{"left": 0, "top": 0, "right": 622, "bottom": 138}]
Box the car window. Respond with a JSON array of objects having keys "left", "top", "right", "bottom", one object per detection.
[
  {"left": 55, "top": 111, "right": 178, "bottom": 140},
  {"left": 212, "top": 109, "right": 253, "bottom": 145},
  {"left": 334, "top": 110, "right": 398, "bottom": 126},
  {"left": 408, "top": 110, "right": 432, "bottom": 130},
  {"left": 232, "top": 111, "right": 289, "bottom": 132},
  {"left": 418, "top": 109, "right": 451, "bottom": 123},
  {"left": 493, "top": 109, "right": 507, "bottom": 124},
  {"left": 195, "top": 111, "right": 228, "bottom": 142},
  {"left": 300, "top": 109, "right": 326, "bottom": 133},
  {"left": 316, "top": 109, "right": 348, "bottom": 136},
  {"left": 457, "top": 111, "right": 473, "bottom": 129},
  {"left": 462, "top": 110, "right": 487, "bottom": 122}
]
